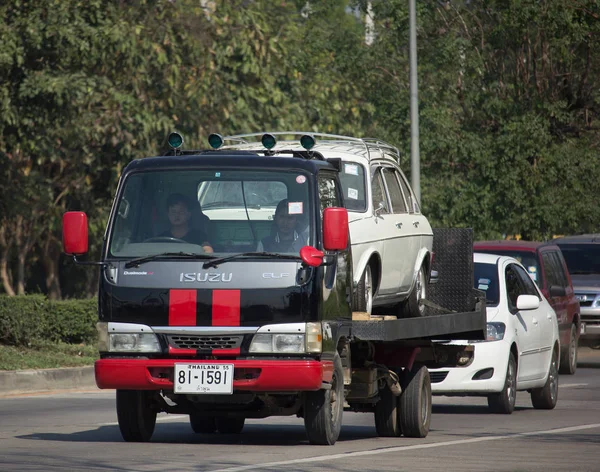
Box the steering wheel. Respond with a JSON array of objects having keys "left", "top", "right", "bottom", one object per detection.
[{"left": 143, "top": 236, "right": 188, "bottom": 243}]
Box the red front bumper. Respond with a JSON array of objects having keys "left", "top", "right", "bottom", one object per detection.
[{"left": 95, "top": 358, "right": 333, "bottom": 392}]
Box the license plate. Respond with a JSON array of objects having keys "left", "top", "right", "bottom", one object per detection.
[
  {"left": 580, "top": 322, "right": 586, "bottom": 335},
  {"left": 174, "top": 364, "right": 234, "bottom": 394}
]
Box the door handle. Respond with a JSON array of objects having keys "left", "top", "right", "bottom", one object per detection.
[
  {"left": 413, "top": 221, "right": 419, "bottom": 228},
  {"left": 396, "top": 222, "right": 402, "bottom": 229}
]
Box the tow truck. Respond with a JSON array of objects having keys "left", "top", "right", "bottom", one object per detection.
[{"left": 62, "top": 132, "right": 485, "bottom": 445}]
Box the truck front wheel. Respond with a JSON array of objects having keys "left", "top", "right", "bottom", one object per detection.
[
  {"left": 398, "top": 365, "right": 431, "bottom": 438},
  {"left": 116, "top": 390, "right": 157, "bottom": 442},
  {"left": 304, "top": 354, "right": 344, "bottom": 445}
]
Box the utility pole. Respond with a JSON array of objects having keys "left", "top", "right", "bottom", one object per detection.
[{"left": 409, "top": 0, "right": 420, "bottom": 204}]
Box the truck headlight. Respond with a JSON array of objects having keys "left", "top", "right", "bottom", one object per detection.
[
  {"left": 249, "top": 333, "right": 305, "bottom": 354},
  {"left": 109, "top": 333, "right": 161, "bottom": 352},
  {"left": 248, "top": 322, "right": 323, "bottom": 354},
  {"left": 486, "top": 322, "right": 506, "bottom": 341}
]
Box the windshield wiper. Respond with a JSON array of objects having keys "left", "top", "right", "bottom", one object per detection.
[
  {"left": 125, "top": 252, "right": 216, "bottom": 269},
  {"left": 203, "top": 252, "right": 300, "bottom": 269}
]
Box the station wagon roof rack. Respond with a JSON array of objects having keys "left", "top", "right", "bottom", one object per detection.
[{"left": 218, "top": 131, "right": 401, "bottom": 163}]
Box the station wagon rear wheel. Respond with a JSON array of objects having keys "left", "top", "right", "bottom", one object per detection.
[
  {"left": 402, "top": 265, "right": 427, "bottom": 318},
  {"left": 354, "top": 265, "right": 373, "bottom": 315}
]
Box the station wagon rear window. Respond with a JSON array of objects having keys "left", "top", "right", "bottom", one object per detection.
[{"left": 339, "top": 162, "right": 366, "bottom": 212}]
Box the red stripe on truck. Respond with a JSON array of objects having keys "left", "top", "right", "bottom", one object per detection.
[
  {"left": 212, "top": 290, "right": 241, "bottom": 326},
  {"left": 212, "top": 290, "right": 241, "bottom": 356},
  {"left": 169, "top": 289, "right": 197, "bottom": 326}
]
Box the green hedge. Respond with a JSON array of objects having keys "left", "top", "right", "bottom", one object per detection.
[{"left": 0, "top": 295, "right": 97, "bottom": 346}]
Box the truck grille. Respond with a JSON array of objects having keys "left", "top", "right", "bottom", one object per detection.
[
  {"left": 168, "top": 335, "right": 243, "bottom": 350},
  {"left": 429, "top": 371, "right": 449, "bottom": 383}
]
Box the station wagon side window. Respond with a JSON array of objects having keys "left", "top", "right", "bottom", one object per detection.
[
  {"left": 371, "top": 169, "right": 390, "bottom": 214},
  {"left": 339, "top": 162, "right": 367, "bottom": 212},
  {"left": 397, "top": 170, "right": 419, "bottom": 214},
  {"left": 382, "top": 168, "right": 407, "bottom": 214}
]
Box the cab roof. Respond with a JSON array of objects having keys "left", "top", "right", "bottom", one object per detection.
[{"left": 123, "top": 150, "right": 340, "bottom": 175}]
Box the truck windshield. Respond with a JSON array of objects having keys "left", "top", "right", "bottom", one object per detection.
[
  {"left": 556, "top": 244, "right": 600, "bottom": 275},
  {"left": 108, "top": 169, "right": 312, "bottom": 259}
]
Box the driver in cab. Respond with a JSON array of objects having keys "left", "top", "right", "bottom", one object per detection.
[
  {"left": 161, "top": 193, "right": 213, "bottom": 253},
  {"left": 257, "top": 199, "right": 306, "bottom": 254}
]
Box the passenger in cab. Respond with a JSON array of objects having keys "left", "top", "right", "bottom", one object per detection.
[
  {"left": 162, "top": 193, "right": 213, "bottom": 253},
  {"left": 257, "top": 199, "right": 306, "bottom": 254}
]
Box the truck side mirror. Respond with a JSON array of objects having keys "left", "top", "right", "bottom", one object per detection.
[
  {"left": 62, "top": 211, "right": 89, "bottom": 255},
  {"left": 323, "top": 207, "right": 348, "bottom": 251},
  {"left": 549, "top": 285, "right": 566, "bottom": 298},
  {"left": 300, "top": 246, "right": 325, "bottom": 267}
]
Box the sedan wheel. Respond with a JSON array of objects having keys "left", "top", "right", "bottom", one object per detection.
[
  {"left": 488, "top": 353, "right": 517, "bottom": 414},
  {"left": 531, "top": 349, "right": 559, "bottom": 410}
]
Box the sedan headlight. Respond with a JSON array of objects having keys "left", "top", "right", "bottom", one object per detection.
[{"left": 486, "top": 322, "right": 506, "bottom": 341}]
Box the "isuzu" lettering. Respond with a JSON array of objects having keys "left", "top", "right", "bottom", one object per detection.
[{"left": 180, "top": 273, "right": 233, "bottom": 283}]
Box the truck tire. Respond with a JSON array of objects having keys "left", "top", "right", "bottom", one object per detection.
[
  {"left": 354, "top": 265, "right": 373, "bottom": 315},
  {"left": 402, "top": 265, "right": 427, "bottom": 318},
  {"left": 116, "top": 390, "right": 157, "bottom": 442},
  {"left": 559, "top": 324, "right": 578, "bottom": 375},
  {"left": 487, "top": 353, "right": 516, "bottom": 414},
  {"left": 531, "top": 349, "right": 559, "bottom": 410},
  {"left": 216, "top": 417, "right": 245, "bottom": 434},
  {"left": 374, "top": 385, "right": 401, "bottom": 437},
  {"left": 398, "top": 365, "right": 431, "bottom": 438},
  {"left": 190, "top": 414, "right": 217, "bottom": 434},
  {"left": 304, "top": 353, "right": 344, "bottom": 445}
]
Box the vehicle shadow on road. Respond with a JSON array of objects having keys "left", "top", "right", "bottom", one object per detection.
[
  {"left": 17, "top": 423, "right": 378, "bottom": 445},
  {"left": 433, "top": 404, "right": 529, "bottom": 415}
]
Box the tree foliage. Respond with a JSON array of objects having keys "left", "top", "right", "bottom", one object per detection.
[{"left": 0, "top": 0, "right": 598, "bottom": 297}]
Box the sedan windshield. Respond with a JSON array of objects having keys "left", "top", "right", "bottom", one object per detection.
[
  {"left": 109, "top": 169, "right": 312, "bottom": 259},
  {"left": 474, "top": 262, "right": 500, "bottom": 306}
]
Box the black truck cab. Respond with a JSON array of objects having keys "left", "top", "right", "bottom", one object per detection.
[{"left": 63, "top": 146, "right": 353, "bottom": 444}]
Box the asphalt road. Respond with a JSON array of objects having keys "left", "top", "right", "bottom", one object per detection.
[{"left": 0, "top": 366, "right": 599, "bottom": 472}]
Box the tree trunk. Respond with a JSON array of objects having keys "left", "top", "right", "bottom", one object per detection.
[
  {"left": 0, "top": 224, "right": 15, "bottom": 296},
  {"left": 41, "top": 237, "right": 63, "bottom": 300},
  {"left": 16, "top": 253, "right": 26, "bottom": 295},
  {"left": 0, "top": 250, "right": 15, "bottom": 296}
]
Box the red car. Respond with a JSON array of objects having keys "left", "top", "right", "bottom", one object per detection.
[{"left": 474, "top": 240, "right": 581, "bottom": 374}]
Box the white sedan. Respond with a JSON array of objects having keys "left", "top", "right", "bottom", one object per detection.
[{"left": 429, "top": 252, "right": 560, "bottom": 413}]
